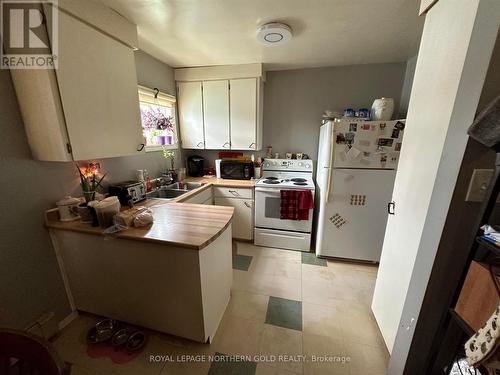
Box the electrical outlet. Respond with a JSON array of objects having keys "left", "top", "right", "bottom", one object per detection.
[{"left": 465, "top": 169, "right": 493, "bottom": 202}]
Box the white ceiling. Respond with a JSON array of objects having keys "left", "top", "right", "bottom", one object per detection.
[{"left": 100, "top": 0, "right": 424, "bottom": 71}]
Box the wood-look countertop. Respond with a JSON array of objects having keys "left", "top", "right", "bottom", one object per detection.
[
  {"left": 45, "top": 199, "right": 234, "bottom": 250},
  {"left": 173, "top": 176, "right": 255, "bottom": 203},
  {"left": 45, "top": 177, "right": 255, "bottom": 250},
  {"left": 184, "top": 176, "right": 256, "bottom": 188}
]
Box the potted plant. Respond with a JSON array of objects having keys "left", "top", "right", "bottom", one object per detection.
[
  {"left": 162, "top": 148, "right": 178, "bottom": 181},
  {"left": 77, "top": 164, "right": 106, "bottom": 223},
  {"left": 141, "top": 105, "right": 174, "bottom": 145},
  {"left": 156, "top": 114, "right": 174, "bottom": 145}
]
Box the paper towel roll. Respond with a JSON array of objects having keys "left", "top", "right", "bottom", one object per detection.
[{"left": 215, "top": 159, "right": 222, "bottom": 178}]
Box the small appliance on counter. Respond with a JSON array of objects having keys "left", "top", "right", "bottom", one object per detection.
[
  {"left": 109, "top": 181, "right": 146, "bottom": 206},
  {"left": 215, "top": 159, "right": 222, "bottom": 178},
  {"left": 220, "top": 160, "right": 254, "bottom": 180},
  {"left": 187, "top": 155, "right": 205, "bottom": 177},
  {"left": 56, "top": 196, "right": 81, "bottom": 221}
]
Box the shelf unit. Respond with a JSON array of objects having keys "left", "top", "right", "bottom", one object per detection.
[{"left": 433, "top": 152, "right": 500, "bottom": 374}]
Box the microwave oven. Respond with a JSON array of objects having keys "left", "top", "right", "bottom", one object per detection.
[{"left": 220, "top": 160, "right": 254, "bottom": 180}]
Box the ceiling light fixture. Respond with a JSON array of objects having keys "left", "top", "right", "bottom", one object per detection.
[{"left": 256, "top": 22, "right": 292, "bottom": 46}]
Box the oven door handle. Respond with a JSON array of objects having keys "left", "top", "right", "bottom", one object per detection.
[{"left": 255, "top": 187, "right": 282, "bottom": 193}]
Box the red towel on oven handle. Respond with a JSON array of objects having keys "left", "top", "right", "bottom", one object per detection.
[{"left": 280, "top": 190, "right": 314, "bottom": 220}]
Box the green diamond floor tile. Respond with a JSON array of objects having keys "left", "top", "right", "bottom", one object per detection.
[
  {"left": 208, "top": 352, "right": 257, "bottom": 375},
  {"left": 265, "top": 296, "right": 302, "bottom": 331},
  {"left": 301, "top": 252, "right": 327, "bottom": 267},
  {"left": 233, "top": 254, "right": 253, "bottom": 271}
]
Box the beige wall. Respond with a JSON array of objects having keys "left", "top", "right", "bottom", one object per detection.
[
  {"left": 263, "top": 63, "right": 407, "bottom": 161},
  {"left": 184, "top": 62, "right": 408, "bottom": 170},
  {"left": 0, "top": 51, "right": 175, "bottom": 329}
]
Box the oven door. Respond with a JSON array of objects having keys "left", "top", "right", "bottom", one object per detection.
[{"left": 255, "top": 187, "right": 314, "bottom": 232}]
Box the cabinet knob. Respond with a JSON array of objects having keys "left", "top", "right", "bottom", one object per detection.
[
  {"left": 197, "top": 141, "right": 204, "bottom": 148},
  {"left": 249, "top": 142, "right": 255, "bottom": 149},
  {"left": 223, "top": 142, "right": 230, "bottom": 148}
]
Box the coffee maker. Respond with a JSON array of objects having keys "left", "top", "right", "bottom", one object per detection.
[{"left": 187, "top": 155, "right": 205, "bottom": 177}]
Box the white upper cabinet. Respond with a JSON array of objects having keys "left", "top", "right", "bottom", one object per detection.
[
  {"left": 230, "top": 78, "right": 259, "bottom": 150},
  {"left": 177, "top": 81, "right": 205, "bottom": 149},
  {"left": 174, "top": 64, "right": 264, "bottom": 150},
  {"left": 55, "top": 11, "right": 143, "bottom": 160},
  {"left": 203, "top": 80, "right": 230, "bottom": 150},
  {"left": 10, "top": 5, "right": 143, "bottom": 161}
]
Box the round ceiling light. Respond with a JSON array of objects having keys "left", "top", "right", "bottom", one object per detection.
[{"left": 256, "top": 22, "right": 292, "bottom": 46}]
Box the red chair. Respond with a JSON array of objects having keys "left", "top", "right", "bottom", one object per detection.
[{"left": 0, "top": 329, "right": 70, "bottom": 375}]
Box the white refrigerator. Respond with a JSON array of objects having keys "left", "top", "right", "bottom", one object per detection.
[{"left": 315, "top": 118, "right": 405, "bottom": 262}]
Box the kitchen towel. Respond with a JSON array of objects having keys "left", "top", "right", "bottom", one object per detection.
[{"left": 280, "top": 190, "right": 314, "bottom": 220}]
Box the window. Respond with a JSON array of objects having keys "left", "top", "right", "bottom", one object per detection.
[{"left": 138, "top": 85, "right": 177, "bottom": 151}]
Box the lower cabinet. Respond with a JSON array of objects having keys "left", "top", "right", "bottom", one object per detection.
[
  {"left": 214, "top": 196, "right": 253, "bottom": 240},
  {"left": 184, "top": 187, "right": 213, "bottom": 205}
]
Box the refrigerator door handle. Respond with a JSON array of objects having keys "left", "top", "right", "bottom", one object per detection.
[
  {"left": 326, "top": 127, "right": 335, "bottom": 203},
  {"left": 387, "top": 201, "right": 396, "bottom": 215}
]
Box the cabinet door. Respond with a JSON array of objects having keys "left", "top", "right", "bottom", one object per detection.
[
  {"left": 55, "top": 11, "right": 144, "bottom": 160},
  {"left": 202, "top": 197, "right": 213, "bottom": 205},
  {"left": 184, "top": 188, "right": 212, "bottom": 204},
  {"left": 203, "top": 80, "right": 230, "bottom": 150},
  {"left": 177, "top": 81, "right": 205, "bottom": 149},
  {"left": 214, "top": 197, "right": 253, "bottom": 240},
  {"left": 230, "top": 78, "right": 257, "bottom": 150}
]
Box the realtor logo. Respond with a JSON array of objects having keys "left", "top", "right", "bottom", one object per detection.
[{"left": 1, "top": 0, "right": 58, "bottom": 69}]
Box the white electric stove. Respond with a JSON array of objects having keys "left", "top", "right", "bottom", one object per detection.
[{"left": 254, "top": 159, "right": 315, "bottom": 251}]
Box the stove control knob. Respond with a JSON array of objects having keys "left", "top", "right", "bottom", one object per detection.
[
  {"left": 298, "top": 162, "right": 303, "bottom": 167},
  {"left": 306, "top": 164, "right": 311, "bottom": 168},
  {"left": 272, "top": 161, "right": 277, "bottom": 166},
  {"left": 264, "top": 163, "right": 270, "bottom": 168}
]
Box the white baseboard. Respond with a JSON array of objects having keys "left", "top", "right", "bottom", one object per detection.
[{"left": 58, "top": 311, "right": 79, "bottom": 331}]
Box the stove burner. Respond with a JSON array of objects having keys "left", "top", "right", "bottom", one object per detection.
[
  {"left": 294, "top": 182, "right": 308, "bottom": 186},
  {"left": 263, "top": 180, "right": 281, "bottom": 184},
  {"left": 265, "top": 177, "right": 278, "bottom": 180},
  {"left": 291, "top": 178, "right": 307, "bottom": 183}
]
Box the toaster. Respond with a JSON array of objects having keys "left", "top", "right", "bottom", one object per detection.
[{"left": 109, "top": 181, "right": 146, "bottom": 206}]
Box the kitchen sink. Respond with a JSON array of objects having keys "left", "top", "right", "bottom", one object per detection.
[
  {"left": 166, "top": 182, "right": 205, "bottom": 190},
  {"left": 146, "top": 182, "right": 205, "bottom": 200},
  {"left": 146, "top": 188, "right": 187, "bottom": 199}
]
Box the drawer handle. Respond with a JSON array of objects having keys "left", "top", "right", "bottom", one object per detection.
[
  {"left": 229, "top": 190, "right": 240, "bottom": 196},
  {"left": 197, "top": 141, "right": 204, "bottom": 148},
  {"left": 222, "top": 142, "right": 230, "bottom": 148},
  {"left": 249, "top": 142, "right": 255, "bottom": 149},
  {"left": 137, "top": 143, "right": 145, "bottom": 152},
  {"left": 244, "top": 201, "right": 251, "bottom": 208}
]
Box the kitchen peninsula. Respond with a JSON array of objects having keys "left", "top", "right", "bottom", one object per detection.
[{"left": 45, "top": 200, "right": 234, "bottom": 343}]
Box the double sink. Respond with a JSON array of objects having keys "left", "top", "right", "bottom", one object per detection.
[{"left": 146, "top": 182, "right": 205, "bottom": 200}]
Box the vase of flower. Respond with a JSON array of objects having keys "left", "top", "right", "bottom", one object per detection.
[
  {"left": 156, "top": 135, "right": 166, "bottom": 145},
  {"left": 77, "top": 164, "right": 106, "bottom": 224}
]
